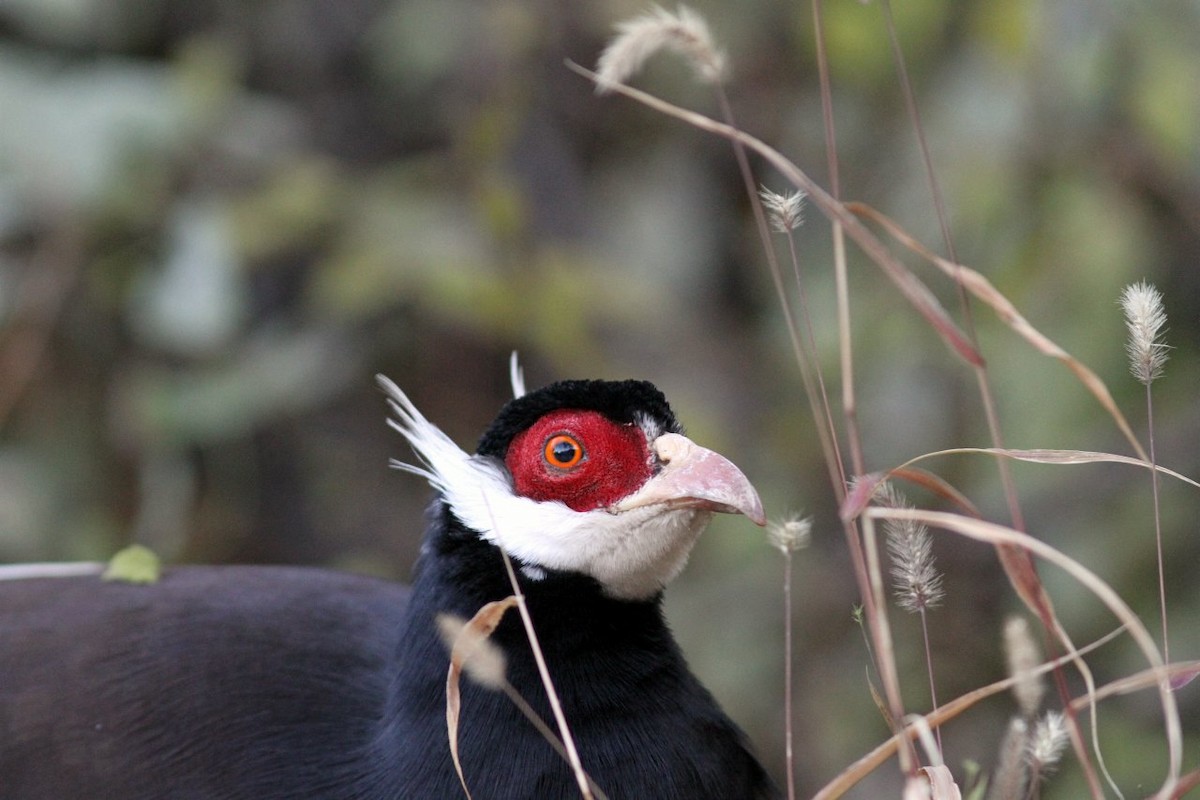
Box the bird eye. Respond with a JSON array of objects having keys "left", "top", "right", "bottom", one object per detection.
[{"left": 543, "top": 434, "right": 585, "bottom": 469}]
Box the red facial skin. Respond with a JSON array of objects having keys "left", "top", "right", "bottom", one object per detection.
[{"left": 504, "top": 410, "right": 652, "bottom": 512}]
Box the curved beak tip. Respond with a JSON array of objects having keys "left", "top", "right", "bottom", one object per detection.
[{"left": 614, "top": 434, "right": 767, "bottom": 527}]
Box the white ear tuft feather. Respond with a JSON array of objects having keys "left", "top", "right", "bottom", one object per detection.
[
  {"left": 509, "top": 351, "right": 526, "bottom": 399},
  {"left": 376, "top": 374, "right": 477, "bottom": 490},
  {"left": 376, "top": 372, "right": 516, "bottom": 519}
]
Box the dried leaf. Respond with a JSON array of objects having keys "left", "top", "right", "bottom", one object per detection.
[
  {"left": 1066, "top": 661, "right": 1200, "bottom": 706},
  {"left": 841, "top": 469, "right": 982, "bottom": 522},
  {"left": 1169, "top": 666, "right": 1200, "bottom": 691},
  {"left": 887, "top": 467, "right": 982, "bottom": 519},
  {"left": 1170, "top": 768, "right": 1200, "bottom": 798},
  {"left": 442, "top": 596, "right": 518, "bottom": 799},
  {"left": 865, "top": 668, "right": 895, "bottom": 732},
  {"left": 840, "top": 473, "right": 885, "bottom": 522},
  {"left": 926, "top": 448, "right": 1199, "bottom": 489},
  {"left": 904, "top": 766, "right": 963, "bottom": 800}
]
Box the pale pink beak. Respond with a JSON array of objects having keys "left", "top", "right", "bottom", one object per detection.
[{"left": 611, "top": 433, "right": 766, "bottom": 526}]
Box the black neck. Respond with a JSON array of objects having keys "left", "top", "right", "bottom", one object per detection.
[
  {"left": 399, "top": 500, "right": 680, "bottom": 679},
  {"left": 368, "top": 502, "right": 686, "bottom": 797},
  {"left": 363, "top": 501, "right": 774, "bottom": 800}
]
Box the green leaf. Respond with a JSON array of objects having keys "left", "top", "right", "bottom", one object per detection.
[{"left": 102, "top": 544, "right": 162, "bottom": 585}]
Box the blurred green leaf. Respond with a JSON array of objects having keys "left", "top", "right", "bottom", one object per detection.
[
  {"left": 102, "top": 544, "right": 161, "bottom": 584},
  {"left": 232, "top": 158, "right": 345, "bottom": 262},
  {"left": 0, "top": 48, "right": 188, "bottom": 208},
  {"left": 127, "top": 197, "right": 245, "bottom": 355}
]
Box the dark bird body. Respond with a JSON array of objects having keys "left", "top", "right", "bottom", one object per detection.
[{"left": 0, "top": 377, "right": 776, "bottom": 799}]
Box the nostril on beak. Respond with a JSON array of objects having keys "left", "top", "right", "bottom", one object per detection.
[{"left": 653, "top": 433, "right": 691, "bottom": 464}]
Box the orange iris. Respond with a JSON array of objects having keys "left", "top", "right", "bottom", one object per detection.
[{"left": 543, "top": 434, "right": 584, "bottom": 469}]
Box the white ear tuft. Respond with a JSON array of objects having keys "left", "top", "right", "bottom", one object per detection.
[
  {"left": 509, "top": 351, "right": 526, "bottom": 399},
  {"left": 376, "top": 372, "right": 515, "bottom": 522},
  {"left": 376, "top": 374, "right": 466, "bottom": 489}
]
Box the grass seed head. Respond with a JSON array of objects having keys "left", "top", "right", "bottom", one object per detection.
[
  {"left": 1120, "top": 280, "right": 1169, "bottom": 385},
  {"left": 767, "top": 513, "right": 812, "bottom": 554},
  {"left": 595, "top": 5, "right": 726, "bottom": 93},
  {"left": 1028, "top": 710, "right": 1070, "bottom": 775},
  {"left": 1003, "top": 615, "right": 1044, "bottom": 717},
  {"left": 759, "top": 186, "right": 806, "bottom": 233},
  {"left": 877, "top": 483, "right": 944, "bottom": 614}
]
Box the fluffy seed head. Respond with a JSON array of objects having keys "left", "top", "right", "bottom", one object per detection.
[
  {"left": 877, "top": 483, "right": 944, "bottom": 614},
  {"left": 595, "top": 5, "right": 726, "bottom": 93},
  {"left": 1003, "top": 615, "right": 1044, "bottom": 717},
  {"left": 767, "top": 513, "right": 812, "bottom": 554},
  {"left": 759, "top": 187, "right": 806, "bottom": 233},
  {"left": 1120, "top": 281, "right": 1169, "bottom": 385},
  {"left": 1028, "top": 710, "right": 1070, "bottom": 774}
]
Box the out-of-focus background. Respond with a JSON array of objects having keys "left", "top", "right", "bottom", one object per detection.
[{"left": 1, "top": 0, "right": 1196, "bottom": 795}]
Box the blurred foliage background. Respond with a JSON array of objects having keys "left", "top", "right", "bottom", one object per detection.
[{"left": 1, "top": 0, "right": 1197, "bottom": 795}]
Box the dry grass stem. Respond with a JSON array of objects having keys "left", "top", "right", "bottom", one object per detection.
[
  {"left": 864, "top": 508, "right": 1182, "bottom": 798},
  {"left": 439, "top": 602, "right": 610, "bottom": 800},
  {"left": 875, "top": 483, "right": 944, "bottom": 756},
  {"left": 842, "top": 469, "right": 982, "bottom": 522},
  {"left": 576, "top": 20, "right": 1188, "bottom": 799},
  {"left": 1121, "top": 280, "right": 1171, "bottom": 666},
  {"left": 762, "top": 182, "right": 847, "bottom": 515},
  {"left": 498, "top": 546, "right": 594, "bottom": 800},
  {"left": 893, "top": 447, "right": 1200, "bottom": 490},
  {"left": 875, "top": 6, "right": 1020, "bottom": 564},
  {"left": 811, "top": 0, "right": 866, "bottom": 477},
  {"left": 1068, "top": 660, "right": 1200, "bottom": 709},
  {"left": 813, "top": 625, "right": 1126, "bottom": 800},
  {"left": 767, "top": 514, "right": 810, "bottom": 800},
  {"left": 480, "top": 493, "right": 593, "bottom": 800},
  {"left": 440, "top": 598, "right": 519, "bottom": 799},
  {"left": 861, "top": 513, "right": 917, "bottom": 774},
  {"left": 569, "top": 59, "right": 984, "bottom": 368}
]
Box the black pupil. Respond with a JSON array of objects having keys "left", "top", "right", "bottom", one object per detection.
[{"left": 551, "top": 439, "right": 578, "bottom": 464}]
